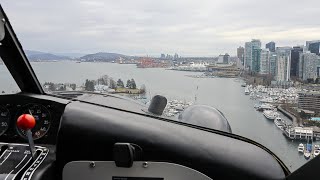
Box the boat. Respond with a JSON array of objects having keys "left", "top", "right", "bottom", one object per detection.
[
  {"left": 255, "top": 103, "right": 275, "bottom": 111},
  {"left": 274, "top": 117, "right": 285, "bottom": 130},
  {"left": 298, "top": 143, "right": 304, "bottom": 153},
  {"left": 263, "top": 110, "right": 279, "bottom": 120},
  {"left": 314, "top": 149, "right": 320, "bottom": 157},
  {"left": 304, "top": 151, "right": 311, "bottom": 159},
  {"left": 260, "top": 97, "right": 274, "bottom": 103},
  {"left": 241, "top": 83, "right": 246, "bottom": 87},
  {"left": 244, "top": 87, "right": 250, "bottom": 95},
  {"left": 304, "top": 143, "right": 312, "bottom": 159},
  {"left": 315, "top": 144, "right": 319, "bottom": 150}
]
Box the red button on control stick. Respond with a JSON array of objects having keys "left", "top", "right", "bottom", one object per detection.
[
  {"left": 17, "top": 114, "right": 37, "bottom": 160},
  {"left": 17, "top": 114, "right": 36, "bottom": 130}
]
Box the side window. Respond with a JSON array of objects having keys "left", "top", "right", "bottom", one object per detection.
[{"left": 0, "top": 58, "right": 20, "bottom": 94}]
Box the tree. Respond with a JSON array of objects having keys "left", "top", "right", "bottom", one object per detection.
[
  {"left": 98, "top": 75, "right": 108, "bottom": 85},
  {"left": 57, "top": 84, "right": 66, "bottom": 91},
  {"left": 84, "top": 79, "right": 95, "bottom": 91},
  {"left": 44, "top": 82, "right": 56, "bottom": 91},
  {"left": 117, "top": 79, "right": 124, "bottom": 88},
  {"left": 140, "top": 84, "right": 146, "bottom": 94},
  {"left": 126, "top": 79, "right": 131, "bottom": 88},
  {"left": 130, "top": 78, "right": 136, "bottom": 89},
  {"left": 70, "top": 83, "right": 76, "bottom": 90},
  {"left": 109, "top": 78, "right": 116, "bottom": 89}
]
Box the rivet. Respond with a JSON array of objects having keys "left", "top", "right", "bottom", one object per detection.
[
  {"left": 89, "top": 161, "right": 95, "bottom": 168},
  {"left": 142, "top": 162, "right": 148, "bottom": 168}
]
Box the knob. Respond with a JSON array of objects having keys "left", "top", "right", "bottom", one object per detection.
[
  {"left": 17, "top": 114, "right": 36, "bottom": 160},
  {"left": 17, "top": 114, "right": 36, "bottom": 130}
]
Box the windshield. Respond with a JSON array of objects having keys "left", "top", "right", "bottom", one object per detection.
[
  {"left": 3, "top": 0, "right": 320, "bottom": 171},
  {"left": 0, "top": 58, "right": 20, "bottom": 94}
]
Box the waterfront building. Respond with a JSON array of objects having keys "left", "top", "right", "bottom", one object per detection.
[
  {"left": 161, "top": 54, "right": 166, "bottom": 59},
  {"left": 269, "top": 52, "right": 277, "bottom": 76},
  {"left": 260, "top": 48, "right": 270, "bottom": 74},
  {"left": 237, "top": 46, "right": 244, "bottom": 65},
  {"left": 299, "top": 51, "right": 319, "bottom": 81},
  {"left": 251, "top": 47, "right": 261, "bottom": 73},
  {"left": 266, "top": 41, "right": 275, "bottom": 52},
  {"left": 306, "top": 40, "right": 320, "bottom": 55},
  {"left": 298, "top": 92, "right": 320, "bottom": 112},
  {"left": 244, "top": 39, "right": 261, "bottom": 70},
  {"left": 290, "top": 46, "right": 303, "bottom": 78},
  {"left": 276, "top": 47, "right": 291, "bottom": 82}
]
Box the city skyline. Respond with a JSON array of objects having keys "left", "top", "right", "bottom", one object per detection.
[{"left": 2, "top": 0, "right": 320, "bottom": 56}]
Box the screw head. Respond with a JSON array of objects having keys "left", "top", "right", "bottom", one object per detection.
[
  {"left": 89, "top": 161, "right": 95, "bottom": 168},
  {"left": 142, "top": 162, "right": 148, "bottom": 168}
]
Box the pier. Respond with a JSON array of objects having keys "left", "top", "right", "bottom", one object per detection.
[
  {"left": 277, "top": 105, "right": 316, "bottom": 140},
  {"left": 277, "top": 105, "right": 299, "bottom": 127},
  {"left": 283, "top": 126, "right": 313, "bottom": 140}
]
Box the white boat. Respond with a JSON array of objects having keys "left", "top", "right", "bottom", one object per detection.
[
  {"left": 256, "top": 104, "right": 274, "bottom": 111},
  {"left": 314, "top": 149, "right": 320, "bottom": 157},
  {"left": 304, "top": 143, "right": 312, "bottom": 159},
  {"left": 298, "top": 143, "right": 304, "bottom": 153},
  {"left": 263, "top": 110, "right": 279, "bottom": 120},
  {"left": 274, "top": 117, "right": 285, "bottom": 129},
  {"left": 304, "top": 151, "right": 311, "bottom": 159},
  {"left": 260, "top": 97, "right": 274, "bottom": 103},
  {"left": 314, "top": 145, "right": 319, "bottom": 150},
  {"left": 245, "top": 88, "right": 250, "bottom": 95}
]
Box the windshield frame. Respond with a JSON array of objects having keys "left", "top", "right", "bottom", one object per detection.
[{"left": 0, "top": 5, "right": 44, "bottom": 94}]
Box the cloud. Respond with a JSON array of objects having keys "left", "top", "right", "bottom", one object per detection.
[{"left": 1, "top": 0, "right": 320, "bottom": 56}]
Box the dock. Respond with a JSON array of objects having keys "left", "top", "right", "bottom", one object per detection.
[
  {"left": 277, "top": 105, "right": 299, "bottom": 127},
  {"left": 283, "top": 126, "right": 313, "bottom": 140},
  {"left": 277, "top": 105, "right": 316, "bottom": 140}
]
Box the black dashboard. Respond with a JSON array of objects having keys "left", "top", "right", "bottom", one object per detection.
[
  {"left": 0, "top": 93, "right": 290, "bottom": 180},
  {"left": 0, "top": 93, "right": 69, "bottom": 144}
]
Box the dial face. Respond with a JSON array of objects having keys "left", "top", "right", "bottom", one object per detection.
[
  {"left": 0, "top": 105, "right": 10, "bottom": 136},
  {"left": 16, "top": 104, "right": 51, "bottom": 140}
]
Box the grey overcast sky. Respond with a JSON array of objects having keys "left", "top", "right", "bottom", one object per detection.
[{"left": 1, "top": 0, "right": 320, "bottom": 56}]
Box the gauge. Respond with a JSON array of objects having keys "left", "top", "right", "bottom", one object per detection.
[
  {"left": 16, "top": 103, "right": 51, "bottom": 140},
  {"left": 0, "top": 105, "right": 10, "bottom": 136}
]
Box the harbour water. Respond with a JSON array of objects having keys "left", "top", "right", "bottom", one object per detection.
[{"left": 0, "top": 62, "right": 313, "bottom": 171}]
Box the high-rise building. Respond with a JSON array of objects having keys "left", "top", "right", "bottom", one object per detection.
[
  {"left": 266, "top": 42, "right": 276, "bottom": 52},
  {"left": 161, "top": 54, "right": 166, "bottom": 59},
  {"left": 244, "top": 39, "right": 261, "bottom": 70},
  {"left": 244, "top": 42, "right": 251, "bottom": 68},
  {"left": 290, "top": 46, "right": 304, "bottom": 78},
  {"left": 306, "top": 40, "right": 320, "bottom": 55},
  {"left": 269, "top": 52, "right": 277, "bottom": 76},
  {"left": 174, "top": 53, "right": 179, "bottom": 60},
  {"left": 260, "top": 49, "right": 270, "bottom": 74},
  {"left": 218, "top": 55, "right": 224, "bottom": 63},
  {"left": 251, "top": 47, "right": 261, "bottom": 73},
  {"left": 223, "top": 53, "right": 230, "bottom": 64},
  {"left": 217, "top": 53, "right": 229, "bottom": 64},
  {"left": 299, "top": 51, "right": 318, "bottom": 81},
  {"left": 237, "top": 46, "right": 244, "bottom": 65},
  {"left": 276, "top": 47, "right": 291, "bottom": 81}
]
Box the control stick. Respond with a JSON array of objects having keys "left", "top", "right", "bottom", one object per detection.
[{"left": 17, "top": 114, "right": 36, "bottom": 160}]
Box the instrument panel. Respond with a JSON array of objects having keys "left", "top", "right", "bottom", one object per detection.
[{"left": 0, "top": 94, "right": 68, "bottom": 144}]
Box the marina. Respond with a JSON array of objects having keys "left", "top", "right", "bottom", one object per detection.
[
  {"left": 242, "top": 80, "right": 320, "bottom": 161},
  {"left": 1, "top": 62, "right": 315, "bottom": 171}
]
